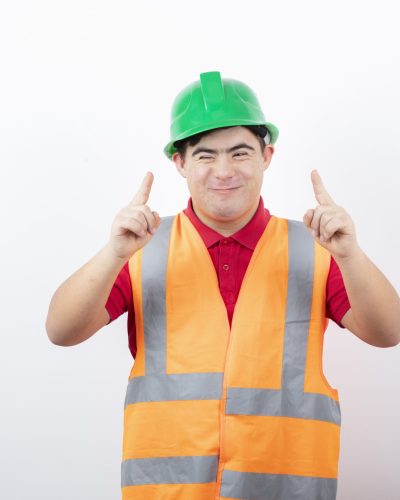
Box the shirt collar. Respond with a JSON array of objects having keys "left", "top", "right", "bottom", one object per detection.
[{"left": 183, "top": 196, "right": 271, "bottom": 250}]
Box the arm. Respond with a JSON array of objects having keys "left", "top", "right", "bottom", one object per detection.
[
  {"left": 303, "top": 170, "right": 400, "bottom": 348},
  {"left": 336, "top": 248, "right": 400, "bottom": 347},
  {"left": 46, "top": 172, "right": 160, "bottom": 346},
  {"left": 46, "top": 244, "right": 126, "bottom": 346}
]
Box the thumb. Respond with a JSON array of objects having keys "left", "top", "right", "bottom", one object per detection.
[{"left": 303, "top": 208, "right": 314, "bottom": 228}]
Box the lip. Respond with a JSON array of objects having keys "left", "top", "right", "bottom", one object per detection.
[{"left": 208, "top": 187, "right": 241, "bottom": 193}]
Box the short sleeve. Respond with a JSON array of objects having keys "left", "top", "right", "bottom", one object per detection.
[
  {"left": 105, "top": 262, "right": 132, "bottom": 323},
  {"left": 105, "top": 262, "right": 137, "bottom": 358},
  {"left": 326, "top": 256, "right": 351, "bottom": 328}
]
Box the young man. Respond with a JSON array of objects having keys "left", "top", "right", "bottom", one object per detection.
[{"left": 46, "top": 71, "right": 400, "bottom": 500}]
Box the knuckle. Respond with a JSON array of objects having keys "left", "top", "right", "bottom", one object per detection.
[
  {"left": 143, "top": 205, "right": 153, "bottom": 217},
  {"left": 321, "top": 212, "right": 331, "bottom": 224},
  {"left": 129, "top": 221, "right": 145, "bottom": 236},
  {"left": 134, "top": 211, "right": 146, "bottom": 223},
  {"left": 123, "top": 206, "right": 139, "bottom": 217},
  {"left": 127, "top": 216, "right": 143, "bottom": 228}
]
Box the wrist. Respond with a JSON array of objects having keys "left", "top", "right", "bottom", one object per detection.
[
  {"left": 102, "top": 242, "right": 129, "bottom": 267},
  {"left": 334, "top": 244, "right": 364, "bottom": 267}
]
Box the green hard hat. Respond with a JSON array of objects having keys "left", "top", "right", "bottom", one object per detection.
[{"left": 163, "top": 71, "right": 279, "bottom": 160}]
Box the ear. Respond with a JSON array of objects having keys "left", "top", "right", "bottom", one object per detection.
[
  {"left": 172, "top": 152, "right": 188, "bottom": 178},
  {"left": 262, "top": 144, "right": 274, "bottom": 171}
]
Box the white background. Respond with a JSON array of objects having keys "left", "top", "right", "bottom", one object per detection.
[{"left": 1, "top": 1, "right": 399, "bottom": 499}]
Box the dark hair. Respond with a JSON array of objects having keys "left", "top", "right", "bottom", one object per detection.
[{"left": 173, "top": 125, "right": 269, "bottom": 161}]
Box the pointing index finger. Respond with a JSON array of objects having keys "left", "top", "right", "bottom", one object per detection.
[
  {"left": 311, "top": 169, "right": 335, "bottom": 205},
  {"left": 130, "top": 171, "right": 154, "bottom": 206}
]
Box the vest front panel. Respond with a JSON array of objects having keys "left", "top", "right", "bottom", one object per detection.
[{"left": 121, "top": 213, "right": 340, "bottom": 500}]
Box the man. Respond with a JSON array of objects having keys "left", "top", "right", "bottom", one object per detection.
[{"left": 46, "top": 71, "right": 400, "bottom": 500}]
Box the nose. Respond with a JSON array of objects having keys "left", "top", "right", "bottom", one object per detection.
[{"left": 213, "top": 155, "right": 235, "bottom": 179}]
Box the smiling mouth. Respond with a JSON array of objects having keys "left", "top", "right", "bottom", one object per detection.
[{"left": 209, "top": 187, "right": 240, "bottom": 192}]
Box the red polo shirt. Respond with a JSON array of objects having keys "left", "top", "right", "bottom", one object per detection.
[{"left": 105, "top": 197, "right": 351, "bottom": 358}]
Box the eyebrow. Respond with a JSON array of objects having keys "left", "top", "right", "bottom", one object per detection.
[{"left": 191, "top": 143, "right": 256, "bottom": 157}]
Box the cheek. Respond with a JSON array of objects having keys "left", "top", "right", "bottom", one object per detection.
[
  {"left": 240, "top": 165, "right": 264, "bottom": 184},
  {"left": 187, "top": 166, "right": 209, "bottom": 190}
]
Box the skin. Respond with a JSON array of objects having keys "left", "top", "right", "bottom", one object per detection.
[
  {"left": 172, "top": 126, "right": 274, "bottom": 236},
  {"left": 303, "top": 170, "right": 400, "bottom": 347},
  {"left": 109, "top": 171, "right": 161, "bottom": 259},
  {"left": 168, "top": 126, "right": 399, "bottom": 347},
  {"left": 46, "top": 125, "right": 400, "bottom": 349},
  {"left": 45, "top": 173, "right": 161, "bottom": 346}
]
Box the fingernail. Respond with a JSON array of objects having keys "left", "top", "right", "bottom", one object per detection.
[
  {"left": 311, "top": 230, "right": 317, "bottom": 238},
  {"left": 320, "top": 235, "right": 325, "bottom": 242}
]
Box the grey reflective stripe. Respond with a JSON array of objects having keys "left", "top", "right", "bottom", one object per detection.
[
  {"left": 141, "top": 216, "right": 174, "bottom": 374},
  {"left": 121, "top": 455, "right": 218, "bottom": 486},
  {"left": 220, "top": 469, "right": 337, "bottom": 500},
  {"left": 126, "top": 216, "right": 224, "bottom": 408},
  {"left": 123, "top": 217, "right": 221, "bottom": 491},
  {"left": 226, "top": 387, "right": 341, "bottom": 425},
  {"left": 225, "top": 220, "right": 341, "bottom": 426},
  {"left": 124, "top": 372, "right": 224, "bottom": 406},
  {"left": 282, "top": 220, "right": 315, "bottom": 392}
]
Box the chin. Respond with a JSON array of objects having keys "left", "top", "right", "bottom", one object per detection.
[{"left": 209, "top": 204, "right": 244, "bottom": 220}]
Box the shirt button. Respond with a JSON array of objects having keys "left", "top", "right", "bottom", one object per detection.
[
  {"left": 222, "top": 239, "right": 229, "bottom": 245},
  {"left": 223, "top": 264, "right": 230, "bottom": 271}
]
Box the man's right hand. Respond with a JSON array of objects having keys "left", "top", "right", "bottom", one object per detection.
[{"left": 108, "top": 171, "right": 161, "bottom": 261}]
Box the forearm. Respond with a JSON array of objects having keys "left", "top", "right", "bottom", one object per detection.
[
  {"left": 336, "top": 246, "right": 400, "bottom": 347},
  {"left": 46, "top": 242, "right": 127, "bottom": 346}
]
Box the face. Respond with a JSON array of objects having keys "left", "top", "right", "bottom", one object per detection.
[{"left": 173, "top": 126, "right": 274, "bottom": 231}]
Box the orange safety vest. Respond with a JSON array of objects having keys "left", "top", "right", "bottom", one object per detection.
[{"left": 121, "top": 212, "right": 341, "bottom": 500}]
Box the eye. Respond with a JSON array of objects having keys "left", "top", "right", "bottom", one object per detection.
[
  {"left": 234, "top": 151, "right": 248, "bottom": 157},
  {"left": 198, "top": 155, "right": 213, "bottom": 160}
]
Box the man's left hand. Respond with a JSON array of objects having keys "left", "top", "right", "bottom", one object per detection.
[{"left": 303, "top": 169, "right": 359, "bottom": 260}]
